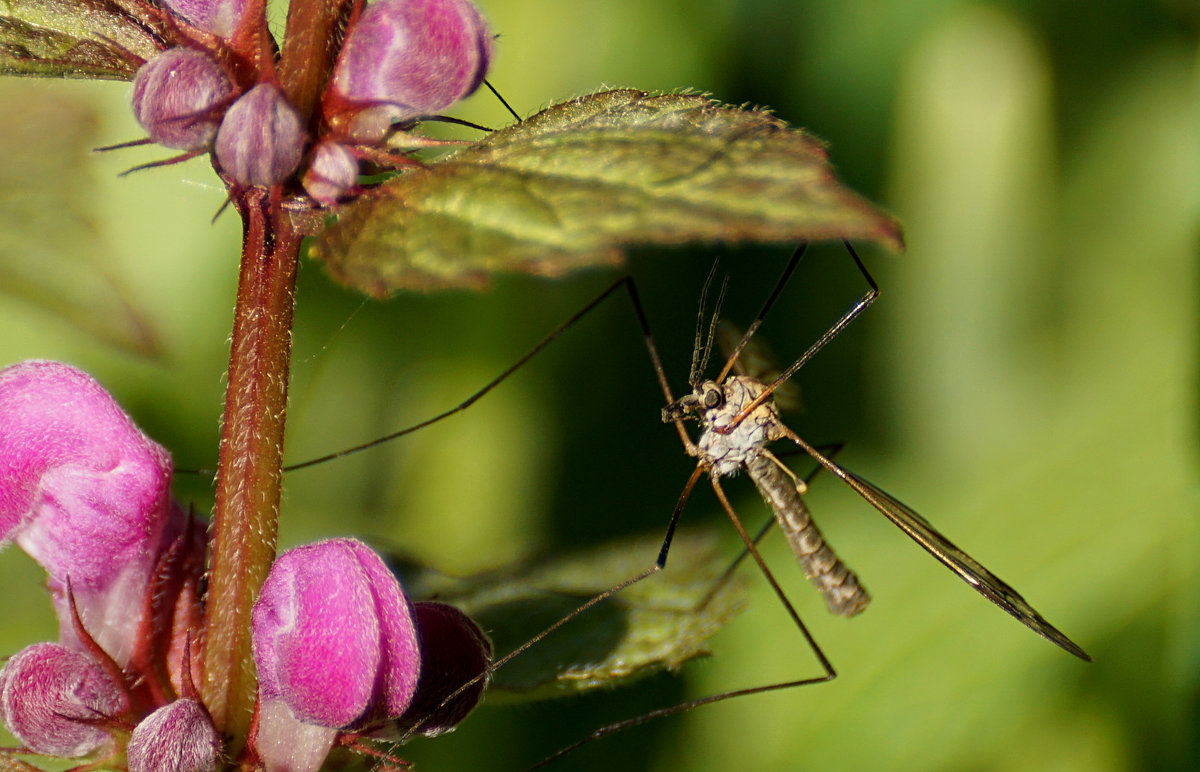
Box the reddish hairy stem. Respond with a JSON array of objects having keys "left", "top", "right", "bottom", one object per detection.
[
  {"left": 201, "top": 188, "right": 300, "bottom": 755},
  {"left": 278, "top": 0, "right": 357, "bottom": 121}
]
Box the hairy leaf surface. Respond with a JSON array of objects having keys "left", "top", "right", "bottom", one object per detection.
[
  {"left": 1, "top": 0, "right": 167, "bottom": 79},
  {"left": 312, "top": 89, "right": 904, "bottom": 294}
]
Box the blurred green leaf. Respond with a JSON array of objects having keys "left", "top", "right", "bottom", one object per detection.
[
  {"left": 0, "top": 84, "right": 161, "bottom": 356},
  {"left": 312, "top": 89, "right": 904, "bottom": 295},
  {"left": 0, "top": 0, "right": 166, "bottom": 79},
  {"left": 393, "top": 528, "right": 749, "bottom": 701}
]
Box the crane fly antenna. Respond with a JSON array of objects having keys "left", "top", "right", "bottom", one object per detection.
[{"left": 688, "top": 260, "right": 725, "bottom": 386}]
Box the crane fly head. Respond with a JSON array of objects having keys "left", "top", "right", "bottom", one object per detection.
[{"left": 661, "top": 380, "right": 725, "bottom": 424}]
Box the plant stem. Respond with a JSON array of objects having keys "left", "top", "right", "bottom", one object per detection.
[
  {"left": 278, "top": 0, "right": 356, "bottom": 120},
  {"left": 201, "top": 188, "right": 300, "bottom": 753}
]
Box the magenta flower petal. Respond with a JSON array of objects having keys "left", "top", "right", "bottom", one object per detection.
[
  {"left": 127, "top": 699, "right": 221, "bottom": 772},
  {"left": 331, "top": 0, "right": 492, "bottom": 141},
  {"left": 252, "top": 538, "right": 421, "bottom": 730},
  {"left": 0, "top": 361, "right": 180, "bottom": 664},
  {"left": 0, "top": 642, "right": 127, "bottom": 757}
]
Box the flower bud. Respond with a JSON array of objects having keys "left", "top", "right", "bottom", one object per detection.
[
  {"left": 131, "top": 48, "right": 233, "bottom": 150},
  {"left": 127, "top": 699, "right": 221, "bottom": 772},
  {"left": 252, "top": 538, "right": 421, "bottom": 730},
  {"left": 392, "top": 601, "right": 491, "bottom": 737},
  {"left": 330, "top": 0, "right": 492, "bottom": 142},
  {"left": 302, "top": 141, "right": 359, "bottom": 205},
  {"left": 160, "top": 0, "right": 249, "bottom": 38},
  {"left": 0, "top": 360, "right": 183, "bottom": 666},
  {"left": 0, "top": 643, "right": 127, "bottom": 757},
  {"left": 215, "top": 84, "right": 306, "bottom": 187}
]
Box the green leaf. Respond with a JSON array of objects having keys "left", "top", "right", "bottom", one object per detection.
[
  {"left": 392, "top": 528, "right": 750, "bottom": 701},
  {"left": 312, "top": 89, "right": 904, "bottom": 295},
  {"left": 1, "top": 0, "right": 168, "bottom": 79}
]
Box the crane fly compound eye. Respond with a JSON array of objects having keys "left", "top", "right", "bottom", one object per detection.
[{"left": 703, "top": 385, "right": 724, "bottom": 409}]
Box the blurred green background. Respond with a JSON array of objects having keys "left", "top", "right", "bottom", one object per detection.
[{"left": 1, "top": 0, "right": 1197, "bottom": 770}]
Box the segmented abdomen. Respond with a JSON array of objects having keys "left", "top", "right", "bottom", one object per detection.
[{"left": 746, "top": 454, "right": 870, "bottom": 617}]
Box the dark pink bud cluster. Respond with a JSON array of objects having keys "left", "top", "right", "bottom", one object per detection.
[
  {"left": 125, "top": 0, "right": 492, "bottom": 199},
  {"left": 250, "top": 539, "right": 491, "bottom": 770},
  {"left": 131, "top": 48, "right": 233, "bottom": 151},
  {"left": 330, "top": 0, "right": 493, "bottom": 142},
  {"left": 215, "top": 84, "right": 307, "bottom": 187}
]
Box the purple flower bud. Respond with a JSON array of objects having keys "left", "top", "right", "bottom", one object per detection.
[
  {"left": 330, "top": 0, "right": 493, "bottom": 142},
  {"left": 215, "top": 84, "right": 306, "bottom": 187},
  {"left": 131, "top": 48, "right": 234, "bottom": 150},
  {"left": 302, "top": 141, "right": 359, "bottom": 205},
  {"left": 127, "top": 699, "right": 221, "bottom": 772},
  {"left": 0, "top": 361, "right": 184, "bottom": 665},
  {"left": 392, "top": 601, "right": 491, "bottom": 737},
  {"left": 160, "top": 0, "right": 249, "bottom": 38},
  {"left": 0, "top": 643, "right": 128, "bottom": 757},
  {"left": 252, "top": 538, "right": 421, "bottom": 730}
]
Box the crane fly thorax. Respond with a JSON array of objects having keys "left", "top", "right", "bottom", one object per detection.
[{"left": 679, "top": 375, "right": 785, "bottom": 477}]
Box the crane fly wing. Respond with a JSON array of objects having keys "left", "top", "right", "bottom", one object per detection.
[
  {"left": 715, "top": 320, "right": 802, "bottom": 413},
  {"left": 837, "top": 468, "right": 1091, "bottom": 661}
]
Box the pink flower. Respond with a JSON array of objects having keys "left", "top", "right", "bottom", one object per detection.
[
  {"left": 251, "top": 538, "right": 423, "bottom": 770},
  {"left": 0, "top": 361, "right": 191, "bottom": 666}
]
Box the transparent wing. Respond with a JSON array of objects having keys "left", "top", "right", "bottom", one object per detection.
[
  {"left": 842, "top": 467, "right": 1091, "bottom": 661},
  {"left": 781, "top": 426, "right": 1091, "bottom": 661},
  {"left": 716, "top": 320, "right": 801, "bottom": 413}
]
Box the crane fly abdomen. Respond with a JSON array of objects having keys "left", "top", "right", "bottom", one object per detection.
[{"left": 747, "top": 453, "right": 870, "bottom": 617}]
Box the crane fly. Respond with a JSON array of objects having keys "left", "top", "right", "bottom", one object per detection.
[{"left": 662, "top": 243, "right": 1090, "bottom": 661}]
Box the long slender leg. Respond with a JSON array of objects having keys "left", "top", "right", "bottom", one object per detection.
[
  {"left": 392, "top": 464, "right": 708, "bottom": 744},
  {"left": 697, "top": 443, "right": 845, "bottom": 610},
  {"left": 284, "top": 275, "right": 676, "bottom": 471},
  {"left": 721, "top": 240, "right": 880, "bottom": 431},
  {"left": 521, "top": 476, "right": 837, "bottom": 771},
  {"left": 715, "top": 242, "right": 808, "bottom": 382}
]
